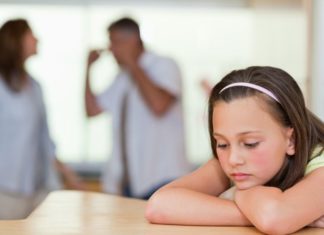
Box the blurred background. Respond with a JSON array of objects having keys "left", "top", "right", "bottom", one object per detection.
[{"left": 0, "top": 0, "right": 323, "bottom": 188}]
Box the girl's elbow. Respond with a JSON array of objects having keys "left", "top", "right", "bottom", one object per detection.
[
  {"left": 145, "top": 201, "right": 161, "bottom": 223},
  {"left": 257, "top": 218, "right": 303, "bottom": 235},
  {"left": 145, "top": 193, "right": 167, "bottom": 224},
  {"left": 252, "top": 202, "right": 290, "bottom": 234},
  {"left": 256, "top": 220, "right": 290, "bottom": 235},
  {"left": 254, "top": 210, "right": 295, "bottom": 235},
  {"left": 258, "top": 224, "right": 296, "bottom": 235}
]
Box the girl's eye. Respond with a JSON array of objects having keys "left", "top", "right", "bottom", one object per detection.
[
  {"left": 244, "top": 142, "right": 259, "bottom": 148},
  {"left": 217, "top": 144, "right": 228, "bottom": 149}
]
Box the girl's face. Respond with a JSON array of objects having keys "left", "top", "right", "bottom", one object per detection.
[
  {"left": 212, "top": 97, "right": 295, "bottom": 190},
  {"left": 22, "top": 29, "right": 38, "bottom": 61}
]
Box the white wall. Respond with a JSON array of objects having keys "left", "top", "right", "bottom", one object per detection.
[
  {"left": 311, "top": 0, "right": 324, "bottom": 120},
  {"left": 0, "top": 3, "right": 308, "bottom": 164}
]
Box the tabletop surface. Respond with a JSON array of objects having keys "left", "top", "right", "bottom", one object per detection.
[{"left": 0, "top": 190, "right": 322, "bottom": 235}]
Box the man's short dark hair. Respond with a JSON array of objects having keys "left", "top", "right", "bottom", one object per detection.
[{"left": 108, "top": 17, "right": 140, "bottom": 36}]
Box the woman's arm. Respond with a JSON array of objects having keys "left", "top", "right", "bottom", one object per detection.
[
  {"left": 145, "top": 159, "right": 251, "bottom": 226},
  {"left": 235, "top": 167, "right": 324, "bottom": 235},
  {"left": 55, "top": 159, "right": 87, "bottom": 190}
]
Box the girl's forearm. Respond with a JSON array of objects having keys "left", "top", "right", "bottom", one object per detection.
[
  {"left": 235, "top": 186, "right": 301, "bottom": 234},
  {"left": 146, "top": 187, "right": 251, "bottom": 226}
]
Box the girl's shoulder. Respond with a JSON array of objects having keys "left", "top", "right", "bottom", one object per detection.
[{"left": 305, "top": 147, "right": 324, "bottom": 175}]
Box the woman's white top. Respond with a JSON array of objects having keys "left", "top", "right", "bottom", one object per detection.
[{"left": 0, "top": 76, "right": 61, "bottom": 196}]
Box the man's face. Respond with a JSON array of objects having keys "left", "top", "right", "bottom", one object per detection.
[{"left": 108, "top": 29, "right": 139, "bottom": 65}]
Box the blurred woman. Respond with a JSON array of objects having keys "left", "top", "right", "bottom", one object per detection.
[{"left": 0, "top": 18, "right": 85, "bottom": 219}]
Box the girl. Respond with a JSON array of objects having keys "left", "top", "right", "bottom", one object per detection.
[
  {"left": 145, "top": 66, "right": 324, "bottom": 234},
  {"left": 0, "top": 19, "right": 85, "bottom": 219}
]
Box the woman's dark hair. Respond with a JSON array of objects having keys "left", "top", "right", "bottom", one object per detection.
[
  {"left": 208, "top": 66, "right": 324, "bottom": 190},
  {"left": 0, "top": 19, "right": 30, "bottom": 91}
]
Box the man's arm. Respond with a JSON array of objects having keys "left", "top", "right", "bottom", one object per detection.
[
  {"left": 84, "top": 50, "right": 103, "bottom": 117},
  {"left": 235, "top": 168, "right": 324, "bottom": 235},
  {"left": 127, "top": 62, "right": 176, "bottom": 116},
  {"left": 146, "top": 159, "right": 251, "bottom": 226},
  {"left": 115, "top": 41, "right": 176, "bottom": 116}
]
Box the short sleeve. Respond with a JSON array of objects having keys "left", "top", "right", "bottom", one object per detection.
[
  {"left": 149, "top": 57, "right": 182, "bottom": 97},
  {"left": 305, "top": 150, "right": 324, "bottom": 175},
  {"left": 305, "top": 154, "right": 324, "bottom": 175},
  {"left": 96, "top": 78, "right": 121, "bottom": 112}
]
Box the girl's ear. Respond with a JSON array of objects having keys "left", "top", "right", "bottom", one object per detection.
[{"left": 286, "top": 127, "right": 295, "bottom": 156}]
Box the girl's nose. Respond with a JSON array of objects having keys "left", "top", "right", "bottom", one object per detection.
[{"left": 228, "top": 148, "right": 245, "bottom": 166}]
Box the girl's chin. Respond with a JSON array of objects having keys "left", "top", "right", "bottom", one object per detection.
[{"left": 235, "top": 182, "right": 259, "bottom": 190}]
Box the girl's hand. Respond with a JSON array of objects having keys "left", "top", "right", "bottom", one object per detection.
[{"left": 309, "top": 215, "right": 324, "bottom": 228}]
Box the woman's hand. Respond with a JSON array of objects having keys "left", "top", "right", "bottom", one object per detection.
[{"left": 55, "top": 159, "right": 88, "bottom": 190}]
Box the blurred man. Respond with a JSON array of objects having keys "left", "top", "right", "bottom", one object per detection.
[{"left": 84, "top": 17, "right": 191, "bottom": 199}]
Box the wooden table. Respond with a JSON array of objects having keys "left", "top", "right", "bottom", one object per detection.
[{"left": 0, "top": 190, "right": 322, "bottom": 235}]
